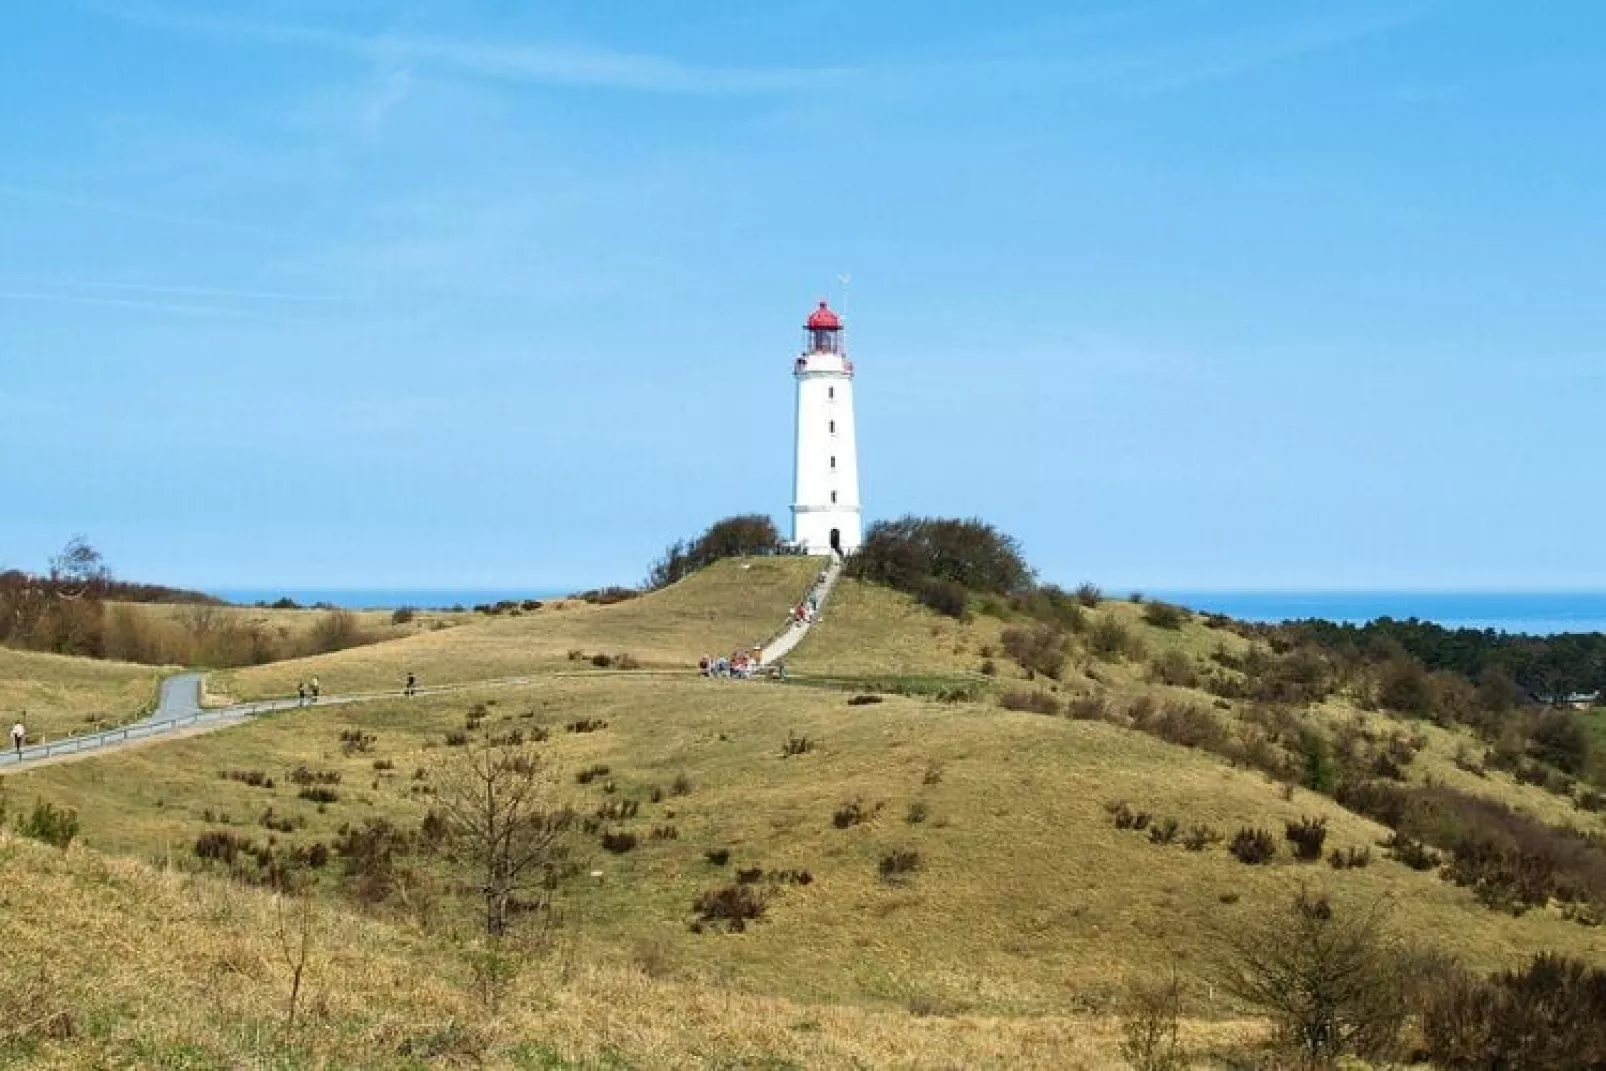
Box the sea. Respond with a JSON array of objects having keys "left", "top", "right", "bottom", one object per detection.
[
  {"left": 1159, "top": 592, "right": 1606, "bottom": 637},
  {"left": 213, "top": 589, "right": 569, "bottom": 611},
  {"left": 212, "top": 588, "right": 1606, "bottom": 637}
]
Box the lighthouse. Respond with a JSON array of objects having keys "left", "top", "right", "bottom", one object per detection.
[{"left": 791, "top": 300, "right": 862, "bottom": 555}]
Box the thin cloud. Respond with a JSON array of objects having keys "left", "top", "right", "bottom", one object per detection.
[
  {"left": 0, "top": 290, "right": 305, "bottom": 321},
  {"left": 0, "top": 277, "right": 348, "bottom": 303},
  {"left": 0, "top": 183, "right": 280, "bottom": 238},
  {"left": 94, "top": 5, "right": 853, "bottom": 94}
]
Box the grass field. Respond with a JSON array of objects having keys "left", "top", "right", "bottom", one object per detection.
[
  {"left": 211, "top": 556, "right": 822, "bottom": 702},
  {"left": 3, "top": 562, "right": 1605, "bottom": 1067},
  {"left": 0, "top": 647, "right": 168, "bottom": 743}
]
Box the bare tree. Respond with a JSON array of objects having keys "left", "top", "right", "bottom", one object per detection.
[
  {"left": 48, "top": 536, "right": 109, "bottom": 598},
  {"left": 274, "top": 893, "right": 317, "bottom": 1035},
  {"left": 1213, "top": 889, "right": 1405, "bottom": 1068},
  {"left": 435, "top": 740, "right": 577, "bottom": 938}
]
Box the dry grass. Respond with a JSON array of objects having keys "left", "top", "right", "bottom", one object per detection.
[
  {"left": 211, "top": 557, "right": 821, "bottom": 701},
  {"left": 0, "top": 830, "right": 1269, "bottom": 1069},
  {"left": 0, "top": 647, "right": 168, "bottom": 743}
]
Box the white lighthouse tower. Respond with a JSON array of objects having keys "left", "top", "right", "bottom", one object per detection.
[{"left": 791, "top": 300, "right": 862, "bottom": 555}]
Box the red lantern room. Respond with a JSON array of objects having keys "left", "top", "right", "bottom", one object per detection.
[{"left": 804, "top": 300, "right": 843, "bottom": 355}]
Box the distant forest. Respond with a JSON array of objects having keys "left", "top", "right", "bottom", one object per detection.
[{"left": 1283, "top": 617, "right": 1606, "bottom": 705}]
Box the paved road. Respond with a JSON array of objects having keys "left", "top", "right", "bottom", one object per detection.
[{"left": 0, "top": 668, "right": 686, "bottom": 771}]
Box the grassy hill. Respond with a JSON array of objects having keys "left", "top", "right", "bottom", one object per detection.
[
  {"left": 0, "top": 647, "right": 168, "bottom": 743},
  {"left": 209, "top": 556, "right": 820, "bottom": 702},
  {"left": 2, "top": 559, "right": 1605, "bottom": 1066}
]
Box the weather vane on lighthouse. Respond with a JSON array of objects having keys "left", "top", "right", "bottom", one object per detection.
[{"left": 790, "top": 298, "right": 862, "bottom": 556}]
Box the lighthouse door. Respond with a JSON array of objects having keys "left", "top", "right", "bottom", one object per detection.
[{"left": 829, "top": 528, "right": 842, "bottom": 554}]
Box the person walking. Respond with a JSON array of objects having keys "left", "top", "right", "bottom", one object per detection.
[
  {"left": 404, "top": 672, "right": 417, "bottom": 698},
  {"left": 297, "top": 682, "right": 308, "bottom": 706},
  {"left": 9, "top": 720, "right": 24, "bottom": 758},
  {"left": 309, "top": 676, "right": 321, "bottom": 702}
]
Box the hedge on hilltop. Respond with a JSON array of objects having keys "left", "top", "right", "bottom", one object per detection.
[
  {"left": 847, "top": 516, "right": 1034, "bottom": 618},
  {"left": 647, "top": 515, "right": 784, "bottom": 589}
]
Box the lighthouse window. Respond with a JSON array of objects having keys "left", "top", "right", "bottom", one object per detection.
[
  {"left": 829, "top": 420, "right": 836, "bottom": 434},
  {"left": 828, "top": 387, "right": 835, "bottom": 399},
  {"left": 831, "top": 491, "right": 838, "bottom": 504},
  {"left": 830, "top": 456, "right": 836, "bottom": 469}
]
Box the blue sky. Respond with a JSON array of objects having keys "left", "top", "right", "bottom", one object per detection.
[{"left": 2, "top": 1, "right": 1604, "bottom": 592}]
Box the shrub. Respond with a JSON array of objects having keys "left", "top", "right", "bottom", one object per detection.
[
  {"left": 848, "top": 516, "right": 1032, "bottom": 600},
  {"left": 847, "top": 694, "right": 884, "bottom": 706},
  {"left": 1383, "top": 833, "right": 1440, "bottom": 871},
  {"left": 600, "top": 830, "right": 638, "bottom": 854},
  {"left": 339, "top": 729, "right": 376, "bottom": 755},
  {"left": 704, "top": 848, "right": 731, "bottom": 866},
  {"left": 1147, "top": 649, "right": 1198, "bottom": 688},
  {"left": 1215, "top": 891, "right": 1406, "bottom": 1066},
  {"left": 288, "top": 765, "right": 341, "bottom": 786},
  {"left": 594, "top": 799, "right": 638, "bottom": 822},
  {"left": 913, "top": 576, "right": 970, "bottom": 619},
  {"left": 297, "top": 787, "right": 339, "bottom": 804},
  {"left": 1419, "top": 953, "right": 1606, "bottom": 1069},
  {"left": 390, "top": 607, "right": 416, "bottom": 625},
  {"left": 979, "top": 658, "right": 997, "bottom": 676},
  {"left": 648, "top": 514, "right": 783, "bottom": 589},
  {"left": 221, "top": 769, "right": 274, "bottom": 789},
  {"left": 576, "top": 763, "right": 611, "bottom": 785},
  {"left": 260, "top": 808, "right": 297, "bottom": 833},
  {"left": 650, "top": 825, "right": 679, "bottom": 841},
  {"left": 735, "top": 866, "right": 764, "bottom": 884},
  {"left": 1000, "top": 624, "right": 1069, "bottom": 679},
  {"left": 692, "top": 884, "right": 766, "bottom": 932},
  {"left": 1182, "top": 825, "right": 1220, "bottom": 852},
  {"left": 906, "top": 801, "right": 928, "bottom": 824},
  {"left": 1285, "top": 816, "right": 1329, "bottom": 862},
  {"left": 781, "top": 732, "right": 815, "bottom": 757},
  {"left": 1089, "top": 617, "right": 1144, "bottom": 662},
  {"left": 998, "top": 689, "right": 1062, "bottom": 715},
  {"left": 566, "top": 718, "right": 608, "bottom": 734},
  {"left": 444, "top": 730, "right": 469, "bottom": 747},
  {"left": 590, "top": 653, "right": 612, "bottom": 668},
  {"left": 1148, "top": 818, "right": 1180, "bottom": 846},
  {"left": 670, "top": 772, "right": 693, "bottom": 796},
  {"left": 1075, "top": 582, "right": 1102, "bottom": 607},
  {"left": 878, "top": 848, "right": 922, "bottom": 882},
  {"left": 1229, "top": 827, "right": 1277, "bottom": 865},
  {"left": 1105, "top": 801, "right": 1153, "bottom": 831},
  {"left": 1118, "top": 972, "right": 1186, "bottom": 1071},
  {"left": 1142, "top": 601, "right": 1186, "bottom": 630},
  {"left": 194, "top": 829, "right": 254, "bottom": 864},
  {"left": 1329, "top": 846, "right": 1372, "bottom": 870},
  {"left": 1066, "top": 693, "right": 1112, "bottom": 721},
  {"left": 15, "top": 799, "right": 79, "bottom": 849},
  {"left": 832, "top": 799, "right": 876, "bottom": 829},
  {"left": 372, "top": 758, "right": 395, "bottom": 772}
]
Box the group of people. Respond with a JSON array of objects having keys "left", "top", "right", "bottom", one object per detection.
[
  {"left": 295, "top": 677, "right": 322, "bottom": 706},
  {"left": 787, "top": 568, "right": 831, "bottom": 628},
  {"left": 700, "top": 650, "right": 763, "bottom": 679}
]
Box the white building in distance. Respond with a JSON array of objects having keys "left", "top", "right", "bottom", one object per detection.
[{"left": 791, "top": 300, "right": 862, "bottom": 555}]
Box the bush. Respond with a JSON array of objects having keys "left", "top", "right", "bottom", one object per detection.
[
  {"left": 648, "top": 514, "right": 783, "bottom": 589},
  {"left": 913, "top": 576, "right": 970, "bottom": 619},
  {"left": 1089, "top": 617, "right": 1144, "bottom": 662},
  {"left": 339, "top": 729, "right": 376, "bottom": 755},
  {"left": 847, "top": 694, "right": 884, "bottom": 706},
  {"left": 221, "top": 769, "right": 275, "bottom": 789},
  {"left": 692, "top": 883, "right": 767, "bottom": 932},
  {"left": 600, "top": 830, "right": 638, "bottom": 854},
  {"left": 390, "top": 607, "right": 416, "bottom": 625},
  {"left": 297, "top": 787, "right": 339, "bottom": 804},
  {"left": 1147, "top": 650, "right": 1199, "bottom": 688},
  {"left": 1215, "top": 891, "right": 1406, "bottom": 1066},
  {"left": 260, "top": 808, "right": 297, "bottom": 833},
  {"left": 1419, "top": 953, "right": 1606, "bottom": 1069},
  {"left": 781, "top": 732, "right": 814, "bottom": 757},
  {"left": 1119, "top": 972, "right": 1186, "bottom": 1071},
  {"left": 194, "top": 829, "right": 254, "bottom": 864},
  {"left": 590, "top": 652, "right": 612, "bottom": 668},
  {"left": 1106, "top": 801, "right": 1153, "bottom": 831},
  {"left": 1182, "top": 825, "right": 1220, "bottom": 852},
  {"left": 1142, "top": 601, "right": 1187, "bottom": 630},
  {"left": 1329, "top": 846, "right": 1372, "bottom": 870},
  {"left": 566, "top": 718, "right": 608, "bottom": 734},
  {"left": 832, "top": 799, "right": 876, "bottom": 829},
  {"left": 576, "top": 763, "right": 611, "bottom": 785},
  {"left": 444, "top": 730, "right": 469, "bottom": 747},
  {"left": 1075, "top": 582, "right": 1102, "bottom": 607},
  {"left": 1285, "top": 816, "right": 1329, "bottom": 862},
  {"left": 15, "top": 799, "right": 79, "bottom": 849},
  {"left": 998, "top": 689, "right": 1062, "bottom": 715},
  {"left": 670, "top": 771, "right": 694, "bottom": 796},
  {"left": 1383, "top": 833, "right": 1441, "bottom": 871},
  {"left": 849, "top": 516, "right": 1033, "bottom": 599},
  {"left": 1066, "top": 693, "right": 1112, "bottom": 721},
  {"left": 1000, "top": 623, "right": 1069, "bottom": 679},
  {"left": 704, "top": 848, "right": 731, "bottom": 866},
  {"left": 288, "top": 765, "right": 341, "bottom": 786},
  {"left": 906, "top": 801, "right": 928, "bottom": 824},
  {"left": 649, "top": 825, "right": 679, "bottom": 841},
  {"left": 1229, "top": 827, "right": 1277, "bottom": 865},
  {"left": 1148, "top": 818, "right": 1180, "bottom": 846},
  {"left": 735, "top": 866, "right": 764, "bottom": 884},
  {"left": 878, "top": 848, "right": 922, "bottom": 882}
]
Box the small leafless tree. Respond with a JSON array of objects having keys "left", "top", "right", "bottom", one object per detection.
[
  {"left": 435, "top": 740, "right": 577, "bottom": 938},
  {"left": 1119, "top": 966, "right": 1186, "bottom": 1071},
  {"left": 1213, "top": 888, "right": 1405, "bottom": 1068},
  {"left": 274, "top": 893, "right": 317, "bottom": 1035}
]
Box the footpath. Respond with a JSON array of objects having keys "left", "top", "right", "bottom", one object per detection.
[{"left": 759, "top": 555, "right": 842, "bottom": 666}]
